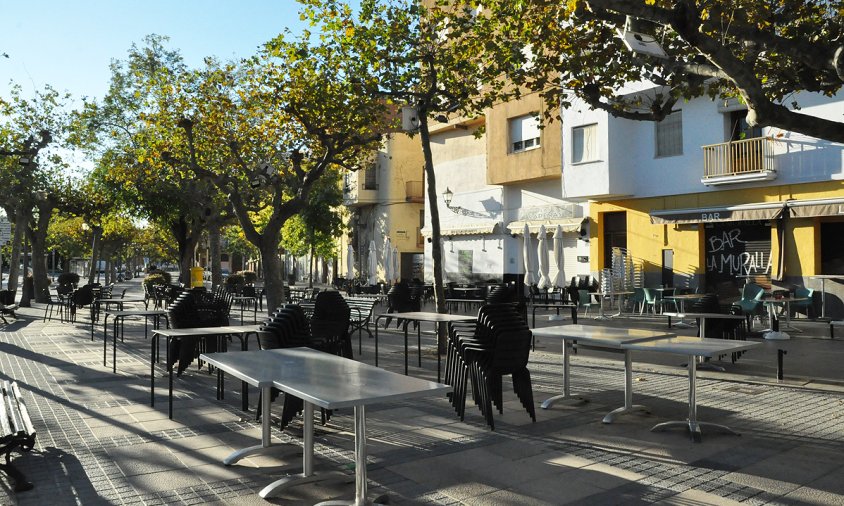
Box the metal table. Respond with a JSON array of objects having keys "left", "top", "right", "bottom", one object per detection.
[
  {"left": 662, "top": 293, "right": 707, "bottom": 328},
  {"left": 808, "top": 275, "right": 841, "bottom": 319},
  {"left": 102, "top": 309, "right": 169, "bottom": 372},
  {"left": 531, "top": 324, "right": 675, "bottom": 423},
  {"left": 762, "top": 297, "right": 808, "bottom": 340},
  {"left": 151, "top": 325, "right": 267, "bottom": 418},
  {"left": 374, "top": 312, "right": 475, "bottom": 381},
  {"left": 622, "top": 336, "right": 761, "bottom": 442},
  {"left": 594, "top": 291, "right": 633, "bottom": 320},
  {"left": 200, "top": 347, "right": 451, "bottom": 504},
  {"left": 661, "top": 311, "right": 746, "bottom": 371}
]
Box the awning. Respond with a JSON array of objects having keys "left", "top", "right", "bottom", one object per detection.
[
  {"left": 507, "top": 218, "right": 584, "bottom": 235},
  {"left": 649, "top": 202, "right": 786, "bottom": 224},
  {"left": 786, "top": 197, "right": 844, "bottom": 218},
  {"left": 420, "top": 221, "right": 499, "bottom": 237}
]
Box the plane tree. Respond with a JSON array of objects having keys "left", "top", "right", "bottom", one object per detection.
[
  {"left": 473, "top": 0, "right": 844, "bottom": 141},
  {"left": 300, "top": 0, "right": 502, "bottom": 326},
  {"left": 160, "top": 35, "right": 386, "bottom": 312},
  {"left": 75, "top": 36, "right": 233, "bottom": 286},
  {"left": 0, "top": 84, "right": 77, "bottom": 303}
]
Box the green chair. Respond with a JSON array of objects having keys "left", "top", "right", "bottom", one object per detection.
[
  {"left": 577, "top": 289, "right": 599, "bottom": 315},
  {"left": 733, "top": 283, "right": 765, "bottom": 330},
  {"left": 641, "top": 288, "right": 659, "bottom": 314},
  {"left": 630, "top": 287, "right": 645, "bottom": 314},
  {"left": 790, "top": 286, "right": 815, "bottom": 319}
]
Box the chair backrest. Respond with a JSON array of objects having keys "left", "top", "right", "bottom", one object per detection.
[
  {"left": 742, "top": 283, "right": 765, "bottom": 301},
  {"left": 631, "top": 287, "right": 645, "bottom": 302},
  {"left": 795, "top": 286, "right": 813, "bottom": 299},
  {"left": 642, "top": 288, "right": 656, "bottom": 303},
  {"left": 577, "top": 289, "right": 592, "bottom": 306},
  {"left": 72, "top": 285, "right": 95, "bottom": 306}
]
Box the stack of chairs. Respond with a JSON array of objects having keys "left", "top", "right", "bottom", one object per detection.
[
  {"left": 310, "top": 290, "right": 353, "bottom": 359},
  {"left": 256, "top": 304, "right": 333, "bottom": 430},
  {"left": 166, "top": 290, "right": 230, "bottom": 375},
  {"left": 445, "top": 303, "right": 536, "bottom": 430},
  {"left": 383, "top": 281, "right": 421, "bottom": 329}
]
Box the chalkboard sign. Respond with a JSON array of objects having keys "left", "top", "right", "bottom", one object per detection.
[{"left": 705, "top": 221, "right": 772, "bottom": 292}]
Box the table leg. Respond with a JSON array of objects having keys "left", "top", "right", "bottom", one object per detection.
[
  {"left": 168, "top": 337, "right": 173, "bottom": 420},
  {"left": 150, "top": 334, "right": 157, "bottom": 407},
  {"left": 402, "top": 321, "right": 409, "bottom": 375},
  {"left": 113, "top": 317, "right": 119, "bottom": 373},
  {"left": 602, "top": 350, "right": 648, "bottom": 423},
  {"left": 541, "top": 340, "right": 587, "bottom": 409},
  {"left": 102, "top": 315, "right": 109, "bottom": 367},
  {"left": 652, "top": 355, "right": 739, "bottom": 443},
  {"left": 224, "top": 386, "right": 299, "bottom": 465},
  {"left": 820, "top": 278, "right": 827, "bottom": 319},
  {"left": 259, "top": 402, "right": 346, "bottom": 499},
  {"left": 696, "top": 318, "right": 725, "bottom": 372},
  {"left": 673, "top": 300, "right": 693, "bottom": 328},
  {"left": 417, "top": 323, "right": 422, "bottom": 368},
  {"left": 374, "top": 318, "right": 379, "bottom": 367}
]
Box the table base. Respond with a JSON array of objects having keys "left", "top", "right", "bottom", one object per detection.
[
  {"left": 260, "top": 470, "right": 350, "bottom": 499},
  {"left": 540, "top": 394, "right": 587, "bottom": 410},
  {"left": 651, "top": 419, "right": 739, "bottom": 444},
  {"left": 763, "top": 330, "right": 791, "bottom": 340},
  {"left": 316, "top": 493, "right": 389, "bottom": 506},
  {"left": 602, "top": 404, "right": 649, "bottom": 424}
]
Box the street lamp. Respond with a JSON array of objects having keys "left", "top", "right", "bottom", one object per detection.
[{"left": 442, "top": 187, "right": 454, "bottom": 208}]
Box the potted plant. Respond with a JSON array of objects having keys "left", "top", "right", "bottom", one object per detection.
[
  {"left": 237, "top": 270, "right": 258, "bottom": 285},
  {"left": 57, "top": 272, "right": 80, "bottom": 287},
  {"left": 225, "top": 273, "right": 245, "bottom": 291}
]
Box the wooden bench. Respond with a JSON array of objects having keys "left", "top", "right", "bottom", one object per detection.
[
  {"left": 0, "top": 303, "right": 18, "bottom": 324},
  {"left": 0, "top": 381, "right": 36, "bottom": 492},
  {"left": 345, "top": 297, "right": 379, "bottom": 354}
]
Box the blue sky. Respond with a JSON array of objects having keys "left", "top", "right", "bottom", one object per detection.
[{"left": 0, "top": 0, "right": 319, "bottom": 102}]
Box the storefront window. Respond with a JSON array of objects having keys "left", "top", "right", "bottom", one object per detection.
[{"left": 821, "top": 222, "right": 844, "bottom": 274}]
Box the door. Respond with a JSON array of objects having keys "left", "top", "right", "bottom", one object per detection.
[{"left": 602, "top": 212, "right": 627, "bottom": 270}]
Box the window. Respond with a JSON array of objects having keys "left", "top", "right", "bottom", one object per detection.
[
  {"left": 655, "top": 110, "right": 683, "bottom": 157},
  {"left": 572, "top": 124, "right": 597, "bottom": 163},
  {"left": 509, "top": 114, "right": 541, "bottom": 153},
  {"left": 363, "top": 164, "right": 377, "bottom": 190}
]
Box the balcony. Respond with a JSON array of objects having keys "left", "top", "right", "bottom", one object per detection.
[
  {"left": 405, "top": 181, "right": 424, "bottom": 203},
  {"left": 701, "top": 136, "right": 777, "bottom": 186},
  {"left": 343, "top": 171, "right": 379, "bottom": 207}
]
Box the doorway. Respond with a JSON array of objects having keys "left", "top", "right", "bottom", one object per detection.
[{"left": 602, "top": 212, "right": 627, "bottom": 269}]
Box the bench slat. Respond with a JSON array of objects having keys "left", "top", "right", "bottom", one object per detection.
[
  {"left": 0, "top": 382, "right": 12, "bottom": 437},
  {"left": 10, "top": 383, "right": 35, "bottom": 437}
]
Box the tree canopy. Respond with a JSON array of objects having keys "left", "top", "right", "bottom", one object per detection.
[{"left": 474, "top": 0, "right": 844, "bottom": 142}]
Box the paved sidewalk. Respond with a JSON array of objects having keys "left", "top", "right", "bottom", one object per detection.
[{"left": 0, "top": 288, "right": 841, "bottom": 505}]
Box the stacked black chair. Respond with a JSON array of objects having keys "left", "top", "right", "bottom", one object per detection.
[
  {"left": 383, "top": 281, "right": 421, "bottom": 329},
  {"left": 310, "top": 290, "right": 353, "bottom": 359},
  {"left": 166, "top": 291, "right": 230, "bottom": 375},
  {"left": 70, "top": 285, "right": 95, "bottom": 323},
  {"left": 446, "top": 303, "right": 536, "bottom": 430},
  {"left": 256, "top": 304, "right": 332, "bottom": 430}
]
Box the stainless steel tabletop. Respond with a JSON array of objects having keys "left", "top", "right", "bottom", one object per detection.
[
  {"left": 201, "top": 347, "right": 451, "bottom": 409},
  {"left": 531, "top": 324, "right": 675, "bottom": 348},
  {"left": 621, "top": 335, "right": 761, "bottom": 357}
]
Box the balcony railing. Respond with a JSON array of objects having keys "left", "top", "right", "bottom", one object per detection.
[
  {"left": 702, "top": 136, "right": 776, "bottom": 182},
  {"left": 405, "top": 180, "right": 424, "bottom": 203}
]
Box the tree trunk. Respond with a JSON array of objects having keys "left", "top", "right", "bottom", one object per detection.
[
  {"left": 419, "top": 114, "right": 448, "bottom": 352},
  {"left": 7, "top": 212, "right": 25, "bottom": 293},
  {"left": 209, "top": 222, "right": 222, "bottom": 290},
  {"left": 87, "top": 226, "right": 102, "bottom": 285},
  {"left": 178, "top": 237, "right": 198, "bottom": 287},
  {"left": 260, "top": 241, "right": 285, "bottom": 315}
]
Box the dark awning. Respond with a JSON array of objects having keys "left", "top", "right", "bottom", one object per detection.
[
  {"left": 649, "top": 202, "right": 786, "bottom": 224},
  {"left": 786, "top": 198, "right": 844, "bottom": 218}
]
